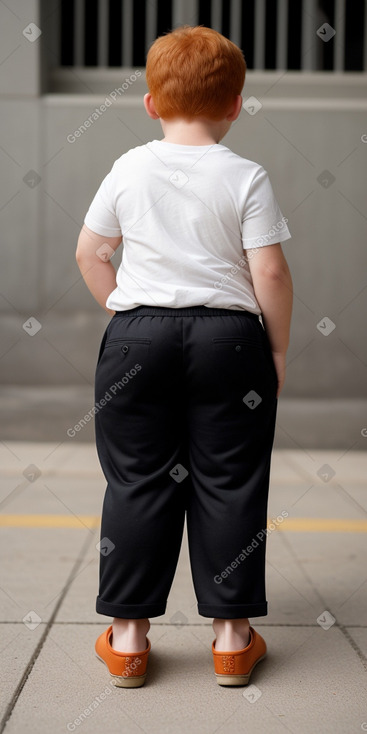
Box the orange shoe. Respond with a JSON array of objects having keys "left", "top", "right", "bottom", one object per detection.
[
  {"left": 95, "top": 626, "right": 151, "bottom": 688},
  {"left": 212, "top": 625, "right": 267, "bottom": 686}
]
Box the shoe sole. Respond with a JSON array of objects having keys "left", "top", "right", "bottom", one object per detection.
[
  {"left": 214, "top": 652, "right": 267, "bottom": 686},
  {"left": 95, "top": 653, "right": 147, "bottom": 688}
]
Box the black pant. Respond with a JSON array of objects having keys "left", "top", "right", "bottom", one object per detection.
[{"left": 94, "top": 306, "right": 278, "bottom": 620}]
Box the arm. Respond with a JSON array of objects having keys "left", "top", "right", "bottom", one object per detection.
[
  {"left": 246, "top": 243, "right": 293, "bottom": 397},
  {"left": 75, "top": 224, "right": 123, "bottom": 316}
]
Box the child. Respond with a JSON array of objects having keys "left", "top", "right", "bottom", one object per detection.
[{"left": 76, "top": 25, "right": 293, "bottom": 688}]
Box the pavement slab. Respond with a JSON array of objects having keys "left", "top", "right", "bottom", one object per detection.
[{"left": 0, "top": 444, "right": 366, "bottom": 733}]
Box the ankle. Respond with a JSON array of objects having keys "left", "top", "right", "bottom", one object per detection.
[
  {"left": 212, "top": 618, "right": 250, "bottom": 651},
  {"left": 112, "top": 618, "right": 150, "bottom": 640},
  {"left": 111, "top": 618, "right": 150, "bottom": 653},
  {"left": 212, "top": 618, "right": 250, "bottom": 631},
  {"left": 113, "top": 617, "right": 150, "bottom": 630}
]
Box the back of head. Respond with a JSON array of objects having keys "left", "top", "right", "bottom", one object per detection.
[{"left": 145, "top": 25, "right": 246, "bottom": 122}]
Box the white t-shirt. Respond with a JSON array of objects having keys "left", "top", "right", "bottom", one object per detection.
[{"left": 83, "top": 139, "right": 291, "bottom": 314}]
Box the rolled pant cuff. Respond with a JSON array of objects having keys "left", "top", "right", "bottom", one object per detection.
[
  {"left": 198, "top": 602, "right": 267, "bottom": 618},
  {"left": 96, "top": 597, "right": 166, "bottom": 618}
]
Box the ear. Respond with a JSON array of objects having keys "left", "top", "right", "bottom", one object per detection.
[
  {"left": 226, "top": 95, "right": 243, "bottom": 121},
  {"left": 144, "top": 93, "right": 160, "bottom": 120}
]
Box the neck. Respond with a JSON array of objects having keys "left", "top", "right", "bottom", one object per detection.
[{"left": 160, "top": 118, "right": 227, "bottom": 146}]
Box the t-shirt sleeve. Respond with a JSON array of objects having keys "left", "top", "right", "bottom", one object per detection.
[
  {"left": 241, "top": 166, "right": 291, "bottom": 249},
  {"left": 83, "top": 164, "right": 122, "bottom": 237}
]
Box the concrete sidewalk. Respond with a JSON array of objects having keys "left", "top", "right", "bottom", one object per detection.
[{"left": 0, "top": 442, "right": 366, "bottom": 734}]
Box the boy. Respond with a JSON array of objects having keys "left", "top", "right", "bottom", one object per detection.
[{"left": 76, "top": 25, "right": 293, "bottom": 688}]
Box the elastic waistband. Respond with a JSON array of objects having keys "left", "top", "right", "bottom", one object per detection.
[{"left": 113, "top": 306, "right": 260, "bottom": 319}]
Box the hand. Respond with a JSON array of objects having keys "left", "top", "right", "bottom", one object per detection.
[{"left": 271, "top": 352, "right": 287, "bottom": 398}]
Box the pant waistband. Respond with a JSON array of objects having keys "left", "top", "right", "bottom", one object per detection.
[{"left": 113, "top": 306, "right": 260, "bottom": 320}]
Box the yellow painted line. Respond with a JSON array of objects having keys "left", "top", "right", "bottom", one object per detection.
[
  {"left": 277, "top": 518, "right": 367, "bottom": 533},
  {"left": 0, "top": 514, "right": 100, "bottom": 528},
  {"left": 0, "top": 515, "right": 366, "bottom": 532}
]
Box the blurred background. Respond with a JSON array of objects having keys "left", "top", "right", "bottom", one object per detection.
[{"left": 1, "top": 0, "right": 366, "bottom": 448}]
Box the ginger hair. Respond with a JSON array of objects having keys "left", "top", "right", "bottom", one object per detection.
[{"left": 145, "top": 25, "right": 246, "bottom": 121}]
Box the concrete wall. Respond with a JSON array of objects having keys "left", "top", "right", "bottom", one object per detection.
[{"left": 1, "top": 0, "right": 367, "bottom": 446}]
